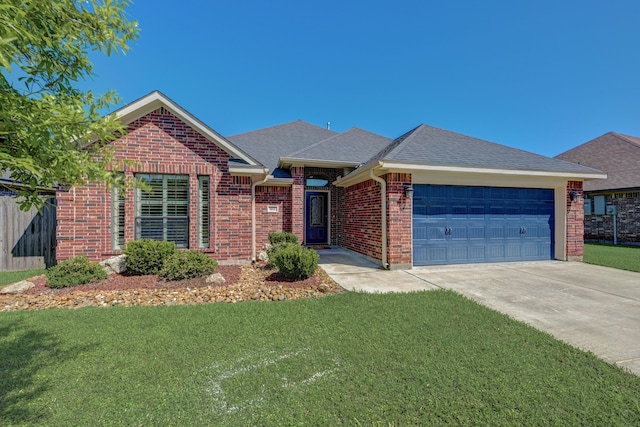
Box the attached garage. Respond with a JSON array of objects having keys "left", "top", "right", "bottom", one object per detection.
[{"left": 413, "top": 184, "right": 555, "bottom": 265}]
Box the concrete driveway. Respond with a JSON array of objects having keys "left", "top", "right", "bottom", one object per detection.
[{"left": 318, "top": 248, "right": 640, "bottom": 376}]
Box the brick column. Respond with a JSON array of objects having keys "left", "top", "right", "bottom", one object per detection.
[
  {"left": 385, "top": 173, "right": 413, "bottom": 269},
  {"left": 291, "top": 166, "right": 305, "bottom": 242},
  {"left": 566, "top": 181, "right": 584, "bottom": 261}
]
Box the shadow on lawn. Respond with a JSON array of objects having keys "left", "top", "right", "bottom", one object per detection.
[{"left": 0, "top": 319, "right": 93, "bottom": 424}]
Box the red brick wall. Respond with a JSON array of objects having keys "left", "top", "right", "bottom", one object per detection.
[
  {"left": 56, "top": 107, "right": 253, "bottom": 263},
  {"left": 291, "top": 167, "right": 305, "bottom": 242},
  {"left": 341, "top": 179, "right": 382, "bottom": 263},
  {"left": 566, "top": 180, "right": 584, "bottom": 260},
  {"left": 386, "top": 173, "right": 412, "bottom": 268},
  {"left": 255, "top": 186, "right": 292, "bottom": 253}
]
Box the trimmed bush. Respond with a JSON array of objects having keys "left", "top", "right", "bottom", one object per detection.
[
  {"left": 124, "top": 239, "right": 176, "bottom": 275},
  {"left": 270, "top": 244, "right": 319, "bottom": 280},
  {"left": 266, "top": 241, "right": 297, "bottom": 263},
  {"left": 160, "top": 250, "right": 218, "bottom": 281},
  {"left": 46, "top": 255, "right": 108, "bottom": 288},
  {"left": 268, "top": 232, "right": 298, "bottom": 246}
]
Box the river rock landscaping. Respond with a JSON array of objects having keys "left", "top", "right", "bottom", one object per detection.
[{"left": 0, "top": 263, "right": 343, "bottom": 311}]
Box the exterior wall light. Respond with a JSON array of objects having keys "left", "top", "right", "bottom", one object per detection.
[
  {"left": 404, "top": 184, "right": 414, "bottom": 199},
  {"left": 570, "top": 189, "right": 582, "bottom": 202}
]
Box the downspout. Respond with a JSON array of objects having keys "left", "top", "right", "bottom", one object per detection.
[
  {"left": 369, "top": 170, "right": 389, "bottom": 269},
  {"left": 251, "top": 175, "right": 269, "bottom": 263}
]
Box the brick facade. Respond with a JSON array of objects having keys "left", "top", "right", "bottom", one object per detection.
[
  {"left": 55, "top": 105, "right": 588, "bottom": 268},
  {"left": 341, "top": 179, "right": 383, "bottom": 263},
  {"left": 584, "top": 191, "right": 640, "bottom": 244},
  {"left": 566, "top": 180, "right": 584, "bottom": 261},
  {"left": 255, "top": 186, "right": 292, "bottom": 252},
  {"left": 385, "top": 173, "right": 412, "bottom": 269},
  {"left": 56, "top": 107, "right": 253, "bottom": 263}
]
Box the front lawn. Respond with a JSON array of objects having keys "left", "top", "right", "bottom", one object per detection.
[
  {"left": 1, "top": 291, "right": 639, "bottom": 426},
  {"left": 584, "top": 243, "right": 640, "bottom": 272}
]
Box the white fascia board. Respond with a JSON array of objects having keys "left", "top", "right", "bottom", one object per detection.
[
  {"left": 279, "top": 157, "right": 360, "bottom": 169},
  {"left": 228, "top": 163, "right": 269, "bottom": 176},
  {"left": 113, "top": 91, "right": 260, "bottom": 166},
  {"left": 334, "top": 160, "right": 607, "bottom": 187},
  {"left": 333, "top": 162, "right": 381, "bottom": 187},
  {"left": 379, "top": 161, "right": 608, "bottom": 180},
  {"left": 260, "top": 177, "right": 294, "bottom": 186}
]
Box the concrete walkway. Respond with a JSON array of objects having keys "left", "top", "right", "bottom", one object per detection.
[{"left": 317, "top": 247, "right": 640, "bottom": 376}]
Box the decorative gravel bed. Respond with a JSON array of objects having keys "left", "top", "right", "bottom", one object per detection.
[{"left": 0, "top": 264, "right": 343, "bottom": 311}]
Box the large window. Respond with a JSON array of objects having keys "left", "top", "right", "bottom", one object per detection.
[
  {"left": 198, "top": 176, "right": 210, "bottom": 248},
  {"left": 135, "top": 174, "right": 189, "bottom": 248},
  {"left": 111, "top": 186, "right": 125, "bottom": 250}
]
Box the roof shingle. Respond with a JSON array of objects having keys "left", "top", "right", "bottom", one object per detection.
[
  {"left": 367, "top": 124, "right": 600, "bottom": 174},
  {"left": 555, "top": 132, "right": 640, "bottom": 191}
]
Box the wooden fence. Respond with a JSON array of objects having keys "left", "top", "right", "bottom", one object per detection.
[{"left": 0, "top": 196, "right": 57, "bottom": 271}]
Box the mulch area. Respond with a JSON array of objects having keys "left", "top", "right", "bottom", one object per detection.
[{"left": 0, "top": 263, "right": 343, "bottom": 312}]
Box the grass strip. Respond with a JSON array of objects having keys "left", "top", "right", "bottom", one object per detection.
[
  {"left": 584, "top": 243, "right": 640, "bottom": 272},
  {"left": 0, "top": 269, "right": 46, "bottom": 287},
  {"left": 1, "top": 290, "right": 639, "bottom": 426}
]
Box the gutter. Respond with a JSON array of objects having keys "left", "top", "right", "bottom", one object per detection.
[{"left": 369, "top": 170, "right": 389, "bottom": 269}]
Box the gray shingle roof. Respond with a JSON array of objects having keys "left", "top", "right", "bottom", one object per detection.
[
  {"left": 366, "top": 124, "right": 602, "bottom": 174},
  {"left": 555, "top": 132, "right": 640, "bottom": 191},
  {"left": 227, "top": 120, "right": 336, "bottom": 177},
  {"left": 286, "top": 127, "right": 392, "bottom": 164}
]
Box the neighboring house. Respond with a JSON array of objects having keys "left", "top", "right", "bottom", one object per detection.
[
  {"left": 556, "top": 132, "right": 640, "bottom": 244},
  {"left": 0, "top": 171, "right": 57, "bottom": 271},
  {"left": 55, "top": 91, "right": 605, "bottom": 269}
]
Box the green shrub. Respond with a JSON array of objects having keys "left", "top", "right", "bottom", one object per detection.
[
  {"left": 160, "top": 250, "right": 218, "bottom": 281},
  {"left": 268, "top": 232, "right": 298, "bottom": 246},
  {"left": 270, "top": 244, "right": 319, "bottom": 280},
  {"left": 124, "top": 239, "right": 176, "bottom": 275},
  {"left": 266, "top": 241, "right": 297, "bottom": 263},
  {"left": 46, "top": 255, "right": 107, "bottom": 288}
]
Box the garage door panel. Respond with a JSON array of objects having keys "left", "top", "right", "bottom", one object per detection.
[
  {"left": 468, "top": 226, "right": 485, "bottom": 239},
  {"left": 413, "top": 184, "right": 554, "bottom": 266},
  {"left": 450, "top": 246, "right": 468, "bottom": 261}
]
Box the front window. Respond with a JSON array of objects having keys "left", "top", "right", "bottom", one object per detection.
[
  {"left": 135, "top": 174, "right": 189, "bottom": 248},
  {"left": 111, "top": 185, "right": 125, "bottom": 250},
  {"left": 198, "top": 176, "right": 210, "bottom": 248}
]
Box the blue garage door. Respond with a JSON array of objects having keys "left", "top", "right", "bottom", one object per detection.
[{"left": 413, "top": 185, "right": 554, "bottom": 266}]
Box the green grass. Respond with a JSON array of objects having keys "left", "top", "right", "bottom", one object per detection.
[
  {"left": 584, "top": 243, "right": 640, "bottom": 272},
  {"left": 0, "top": 269, "right": 46, "bottom": 287},
  {"left": 1, "top": 291, "right": 639, "bottom": 426}
]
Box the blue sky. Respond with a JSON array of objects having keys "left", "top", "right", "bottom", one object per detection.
[{"left": 86, "top": 0, "right": 640, "bottom": 156}]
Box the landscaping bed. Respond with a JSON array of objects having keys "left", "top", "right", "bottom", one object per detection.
[{"left": 0, "top": 263, "right": 342, "bottom": 311}]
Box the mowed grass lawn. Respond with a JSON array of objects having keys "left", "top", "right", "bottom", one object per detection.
[
  {"left": 2, "top": 291, "right": 639, "bottom": 426},
  {"left": 0, "top": 269, "right": 46, "bottom": 287},
  {"left": 584, "top": 243, "right": 640, "bottom": 273}
]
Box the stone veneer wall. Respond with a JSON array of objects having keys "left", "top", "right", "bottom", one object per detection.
[{"left": 584, "top": 190, "right": 640, "bottom": 244}]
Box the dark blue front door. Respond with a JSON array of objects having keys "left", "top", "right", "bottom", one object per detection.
[
  {"left": 413, "top": 185, "right": 554, "bottom": 265},
  {"left": 305, "top": 192, "right": 328, "bottom": 245}
]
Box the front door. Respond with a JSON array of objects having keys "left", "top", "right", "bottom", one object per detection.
[{"left": 305, "top": 192, "right": 328, "bottom": 245}]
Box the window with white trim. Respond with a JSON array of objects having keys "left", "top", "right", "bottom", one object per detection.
[
  {"left": 111, "top": 185, "right": 125, "bottom": 250},
  {"left": 198, "top": 175, "right": 210, "bottom": 248},
  {"left": 135, "top": 174, "right": 189, "bottom": 248}
]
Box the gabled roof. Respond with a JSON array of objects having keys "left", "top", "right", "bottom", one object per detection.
[
  {"left": 280, "top": 127, "right": 392, "bottom": 168},
  {"left": 228, "top": 120, "right": 337, "bottom": 177},
  {"left": 337, "top": 124, "right": 605, "bottom": 186},
  {"left": 114, "top": 91, "right": 263, "bottom": 169},
  {"left": 555, "top": 132, "right": 640, "bottom": 192}
]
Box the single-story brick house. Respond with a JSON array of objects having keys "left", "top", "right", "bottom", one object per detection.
[
  {"left": 555, "top": 132, "right": 640, "bottom": 244},
  {"left": 56, "top": 91, "right": 605, "bottom": 269}
]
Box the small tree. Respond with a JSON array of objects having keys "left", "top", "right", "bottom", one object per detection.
[{"left": 0, "top": 0, "right": 139, "bottom": 210}]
